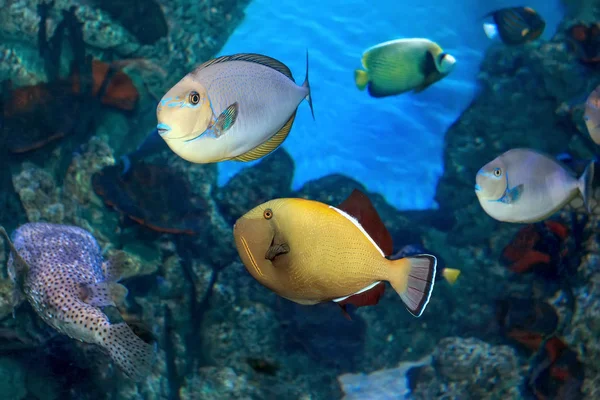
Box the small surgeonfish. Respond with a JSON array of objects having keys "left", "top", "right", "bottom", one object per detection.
[
  {"left": 483, "top": 7, "right": 546, "bottom": 45},
  {"left": 233, "top": 189, "right": 437, "bottom": 318},
  {"left": 475, "top": 148, "right": 595, "bottom": 223},
  {"left": 0, "top": 223, "right": 153, "bottom": 381},
  {"left": 354, "top": 38, "right": 456, "bottom": 98},
  {"left": 156, "top": 53, "right": 314, "bottom": 164},
  {"left": 585, "top": 84, "right": 600, "bottom": 145}
]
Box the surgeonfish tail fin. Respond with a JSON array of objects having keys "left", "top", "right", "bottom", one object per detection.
[
  {"left": 579, "top": 161, "right": 595, "bottom": 213},
  {"left": 302, "top": 50, "right": 315, "bottom": 121},
  {"left": 354, "top": 69, "right": 369, "bottom": 91},
  {"left": 389, "top": 255, "right": 437, "bottom": 317},
  {"left": 483, "top": 22, "right": 499, "bottom": 39},
  {"left": 103, "top": 322, "right": 154, "bottom": 381},
  {"left": 442, "top": 268, "right": 461, "bottom": 285}
]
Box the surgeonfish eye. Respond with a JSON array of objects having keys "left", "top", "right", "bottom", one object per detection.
[
  {"left": 493, "top": 167, "right": 503, "bottom": 177},
  {"left": 263, "top": 209, "right": 273, "bottom": 220},
  {"left": 189, "top": 91, "right": 200, "bottom": 105}
]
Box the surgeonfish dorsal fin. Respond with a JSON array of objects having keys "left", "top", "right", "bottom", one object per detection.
[
  {"left": 337, "top": 189, "right": 394, "bottom": 256},
  {"left": 193, "top": 53, "right": 295, "bottom": 82},
  {"left": 233, "top": 111, "right": 297, "bottom": 162}
]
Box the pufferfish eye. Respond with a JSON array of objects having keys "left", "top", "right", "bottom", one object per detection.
[
  {"left": 263, "top": 209, "right": 273, "bottom": 220},
  {"left": 189, "top": 91, "right": 201, "bottom": 105},
  {"left": 493, "top": 167, "right": 502, "bottom": 177}
]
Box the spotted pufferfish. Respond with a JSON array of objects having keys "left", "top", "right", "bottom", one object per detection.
[{"left": 0, "top": 222, "right": 154, "bottom": 381}]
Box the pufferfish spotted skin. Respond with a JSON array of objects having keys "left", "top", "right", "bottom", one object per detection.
[{"left": 1, "top": 223, "right": 153, "bottom": 381}]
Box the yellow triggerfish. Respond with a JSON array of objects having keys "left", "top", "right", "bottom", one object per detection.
[
  {"left": 156, "top": 53, "right": 314, "bottom": 164},
  {"left": 354, "top": 38, "right": 456, "bottom": 98},
  {"left": 233, "top": 189, "right": 438, "bottom": 318}
]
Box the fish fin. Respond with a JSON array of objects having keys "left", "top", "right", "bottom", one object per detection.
[
  {"left": 0, "top": 227, "right": 27, "bottom": 311},
  {"left": 194, "top": 53, "right": 295, "bottom": 82},
  {"left": 499, "top": 184, "right": 524, "bottom": 204},
  {"left": 102, "top": 250, "right": 136, "bottom": 282},
  {"left": 333, "top": 281, "right": 386, "bottom": 310},
  {"left": 354, "top": 69, "right": 369, "bottom": 91},
  {"left": 233, "top": 111, "right": 296, "bottom": 162},
  {"left": 442, "top": 268, "right": 461, "bottom": 285},
  {"left": 265, "top": 243, "right": 290, "bottom": 261},
  {"left": 213, "top": 102, "right": 239, "bottom": 134},
  {"left": 509, "top": 250, "right": 551, "bottom": 273},
  {"left": 337, "top": 305, "right": 353, "bottom": 321},
  {"left": 103, "top": 322, "right": 154, "bottom": 381},
  {"left": 544, "top": 336, "right": 567, "bottom": 363},
  {"left": 389, "top": 255, "right": 436, "bottom": 317},
  {"left": 578, "top": 161, "right": 595, "bottom": 213},
  {"left": 544, "top": 221, "right": 569, "bottom": 239},
  {"left": 483, "top": 22, "right": 499, "bottom": 39},
  {"left": 336, "top": 189, "right": 394, "bottom": 256},
  {"left": 79, "top": 281, "right": 128, "bottom": 308},
  {"left": 303, "top": 50, "right": 315, "bottom": 120}
]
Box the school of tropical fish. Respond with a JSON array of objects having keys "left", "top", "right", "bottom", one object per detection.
[{"left": 0, "top": 5, "right": 597, "bottom": 393}]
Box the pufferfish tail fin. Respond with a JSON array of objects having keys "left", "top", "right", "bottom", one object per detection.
[
  {"left": 389, "top": 254, "right": 437, "bottom": 317},
  {"left": 103, "top": 322, "right": 155, "bottom": 381},
  {"left": 354, "top": 69, "right": 369, "bottom": 91}
]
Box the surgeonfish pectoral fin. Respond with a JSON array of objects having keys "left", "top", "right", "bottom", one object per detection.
[
  {"left": 265, "top": 243, "right": 290, "bottom": 261},
  {"left": 442, "top": 268, "right": 461, "bottom": 285},
  {"left": 499, "top": 184, "right": 524, "bottom": 204},
  {"left": 354, "top": 69, "right": 369, "bottom": 91},
  {"left": 79, "top": 281, "right": 128, "bottom": 308},
  {"left": 579, "top": 161, "right": 595, "bottom": 213},
  {"left": 337, "top": 189, "right": 393, "bottom": 256},
  {"left": 390, "top": 255, "right": 437, "bottom": 317},
  {"left": 213, "top": 102, "right": 239, "bottom": 135}
]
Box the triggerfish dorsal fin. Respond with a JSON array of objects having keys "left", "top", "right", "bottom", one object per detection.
[
  {"left": 335, "top": 281, "right": 386, "bottom": 317},
  {"left": 193, "top": 53, "right": 295, "bottom": 82},
  {"left": 233, "top": 110, "right": 297, "bottom": 162},
  {"left": 337, "top": 189, "right": 394, "bottom": 256}
]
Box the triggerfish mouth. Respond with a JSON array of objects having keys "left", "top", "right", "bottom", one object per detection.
[
  {"left": 232, "top": 189, "right": 438, "bottom": 319},
  {"left": 156, "top": 52, "right": 314, "bottom": 164}
]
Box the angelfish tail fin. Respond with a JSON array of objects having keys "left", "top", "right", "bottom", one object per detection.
[
  {"left": 354, "top": 69, "right": 369, "bottom": 90},
  {"left": 578, "top": 161, "right": 595, "bottom": 213},
  {"left": 389, "top": 255, "right": 437, "bottom": 317}
]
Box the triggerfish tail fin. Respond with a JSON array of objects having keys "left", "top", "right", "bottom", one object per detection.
[
  {"left": 389, "top": 255, "right": 437, "bottom": 317},
  {"left": 303, "top": 50, "right": 315, "bottom": 121},
  {"left": 578, "top": 161, "right": 595, "bottom": 213},
  {"left": 103, "top": 322, "right": 154, "bottom": 381},
  {"left": 442, "top": 268, "right": 461, "bottom": 285},
  {"left": 354, "top": 69, "right": 369, "bottom": 91}
]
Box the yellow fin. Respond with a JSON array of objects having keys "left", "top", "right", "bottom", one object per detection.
[
  {"left": 442, "top": 268, "right": 461, "bottom": 285},
  {"left": 233, "top": 111, "right": 297, "bottom": 162},
  {"left": 354, "top": 69, "right": 369, "bottom": 90}
]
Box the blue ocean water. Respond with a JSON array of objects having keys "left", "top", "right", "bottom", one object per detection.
[{"left": 217, "top": 0, "right": 564, "bottom": 209}]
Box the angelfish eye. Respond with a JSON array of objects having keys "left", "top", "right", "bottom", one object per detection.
[
  {"left": 189, "top": 91, "right": 200, "bottom": 105},
  {"left": 493, "top": 168, "right": 502, "bottom": 177},
  {"left": 263, "top": 209, "right": 273, "bottom": 220}
]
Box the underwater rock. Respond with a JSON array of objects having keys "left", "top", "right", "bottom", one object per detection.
[
  {"left": 410, "top": 337, "right": 524, "bottom": 399},
  {"left": 0, "top": 357, "right": 27, "bottom": 400},
  {"left": 179, "top": 366, "right": 263, "bottom": 400},
  {"left": 216, "top": 148, "right": 294, "bottom": 223},
  {"left": 92, "top": 161, "right": 209, "bottom": 235},
  {"left": 12, "top": 163, "right": 64, "bottom": 224}
]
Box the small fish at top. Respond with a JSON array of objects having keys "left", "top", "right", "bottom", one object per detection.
[
  {"left": 391, "top": 244, "right": 461, "bottom": 285},
  {"left": 584, "top": 84, "right": 600, "bottom": 145},
  {"left": 354, "top": 38, "right": 456, "bottom": 98},
  {"left": 233, "top": 189, "right": 437, "bottom": 319},
  {"left": 483, "top": 7, "right": 546, "bottom": 45},
  {"left": 156, "top": 52, "right": 314, "bottom": 164},
  {"left": 0, "top": 223, "right": 154, "bottom": 381},
  {"left": 475, "top": 148, "right": 595, "bottom": 223}
]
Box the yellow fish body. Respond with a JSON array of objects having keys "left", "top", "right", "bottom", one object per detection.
[
  {"left": 233, "top": 190, "right": 437, "bottom": 317},
  {"left": 354, "top": 38, "right": 456, "bottom": 98}
]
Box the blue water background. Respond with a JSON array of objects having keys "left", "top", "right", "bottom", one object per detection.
[{"left": 216, "top": 0, "right": 564, "bottom": 209}]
